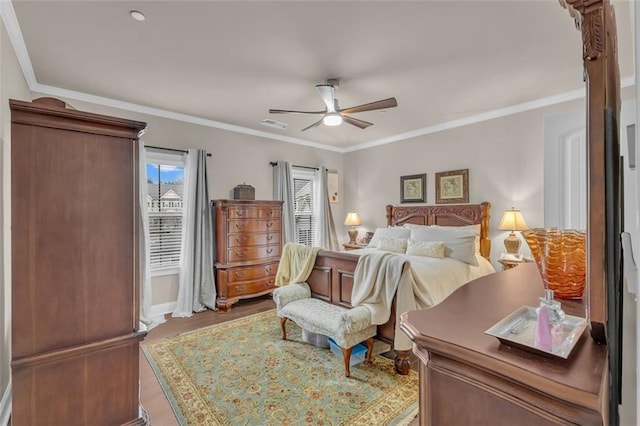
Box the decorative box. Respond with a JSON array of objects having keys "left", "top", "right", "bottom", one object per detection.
[
  {"left": 328, "top": 337, "right": 367, "bottom": 366},
  {"left": 233, "top": 183, "right": 255, "bottom": 200},
  {"left": 302, "top": 329, "right": 329, "bottom": 348}
]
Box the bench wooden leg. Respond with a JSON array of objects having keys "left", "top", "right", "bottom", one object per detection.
[
  {"left": 280, "top": 317, "right": 288, "bottom": 340},
  {"left": 340, "top": 346, "right": 353, "bottom": 377},
  {"left": 365, "top": 337, "right": 374, "bottom": 363}
]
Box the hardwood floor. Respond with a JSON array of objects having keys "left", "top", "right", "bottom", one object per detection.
[
  {"left": 140, "top": 295, "right": 276, "bottom": 425},
  {"left": 139, "top": 294, "right": 419, "bottom": 425}
]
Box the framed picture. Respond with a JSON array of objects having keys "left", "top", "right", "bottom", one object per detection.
[
  {"left": 435, "top": 169, "right": 469, "bottom": 204},
  {"left": 400, "top": 174, "right": 426, "bottom": 203}
]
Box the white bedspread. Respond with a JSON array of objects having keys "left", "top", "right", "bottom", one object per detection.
[{"left": 348, "top": 248, "right": 496, "bottom": 350}]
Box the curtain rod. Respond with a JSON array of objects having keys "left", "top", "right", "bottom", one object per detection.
[
  {"left": 269, "top": 161, "right": 318, "bottom": 171},
  {"left": 145, "top": 145, "right": 212, "bottom": 157}
]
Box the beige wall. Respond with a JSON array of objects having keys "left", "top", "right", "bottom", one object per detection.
[
  {"left": 0, "top": 17, "right": 31, "bottom": 412},
  {"left": 343, "top": 98, "right": 590, "bottom": 268},
  {"left": 31, "top": 96, "right": 346, "bottom": 306}
]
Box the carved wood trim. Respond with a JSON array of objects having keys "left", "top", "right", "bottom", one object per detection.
[
  {"left": 385, "top": 202, "right": 491, "bottom": 260},
  {"left": 559, "top": 0, "right": 620, "bottom": 346},
  {"left": 560, "top": 0, "right": 605, "bottom": 61}
]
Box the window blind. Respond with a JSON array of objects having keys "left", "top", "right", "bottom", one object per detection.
[
  {"left": 293, "top": 175, "right": 316, "bottom": 246},
  {"left": 145, "top": 150, "right": 186, "bottom": 271},
  {"left": 148, "top": 214, "right": 182, "bottom": 268}
]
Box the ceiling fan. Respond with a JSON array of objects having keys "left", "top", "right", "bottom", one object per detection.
[{"left": 269, "top": 79, "right": 398, "bottom": 131}]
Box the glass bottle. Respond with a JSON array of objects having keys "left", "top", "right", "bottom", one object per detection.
[{"left": 538, "top": 289, "right": 565, "bottom": 324}]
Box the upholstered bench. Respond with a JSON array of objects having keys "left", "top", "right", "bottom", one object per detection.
[{"left": 273, "top": 282, "right": 377, "bottom": 377}]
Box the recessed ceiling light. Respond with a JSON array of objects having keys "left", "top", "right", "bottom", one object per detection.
[{"left": 130, "top": 10, "right": 146, "bottom": 21}]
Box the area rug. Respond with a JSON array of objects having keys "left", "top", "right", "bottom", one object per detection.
[{"left": 142, "top": 309, "right": 419, "bottom": 425}]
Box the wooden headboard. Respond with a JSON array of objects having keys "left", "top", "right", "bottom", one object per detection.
[{"left": 385, "top": 202, "right": 491, "bottom": 260}]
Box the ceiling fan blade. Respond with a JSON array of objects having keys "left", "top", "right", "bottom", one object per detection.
[
  {"left": 301, "top": 118, "right": 324, "bottom": 132},
  {"left": 269, "top": 109, "right": 325, "bottom": 115},
  {"left": 315, "top": 84, "right": 336, "bottom": 112},
  {"left": 342, "top": 115, "right": 373, "bottom": 129},
  {"left": 339, "top": 97, "right": 398, "bottom": 114}
]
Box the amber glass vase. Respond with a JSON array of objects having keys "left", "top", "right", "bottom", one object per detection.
[{"left": 522, "top": 228, "right": 586, "bottom": 299}]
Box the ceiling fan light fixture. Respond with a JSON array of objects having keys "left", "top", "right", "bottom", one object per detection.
[{"left": 323, "top": 113, "right": 342, "bottom": 127}]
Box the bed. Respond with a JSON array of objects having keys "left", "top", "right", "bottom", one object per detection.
[{"left": 306, "top": 202, "right": 493, "bottom": 374}]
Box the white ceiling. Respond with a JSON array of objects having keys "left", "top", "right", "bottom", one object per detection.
[{"left": 5, "top": 0, "right": 635, "bottom": 152}]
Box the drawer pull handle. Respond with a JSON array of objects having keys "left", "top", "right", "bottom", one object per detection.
[
  {"left": 267, "top": 280, "right": 273, "bottom": 285},
  {"left": 267, "top": 248, "right": 274, "bottom": 254},
  {"left": 265, "top": 266, "right": 273, "bottom": 273},
  {"left": 235, "top": 272, "right": 244, "bottom": 278},
  {"left": 266, "top": 222, "right": 273, "bottom": 228},
  {"left": 235, "top": 210, "right": 243, "bottom": 216},
  {"left": 235, "top": 237, "right": 247, "bottom": 244},
  {"left": 235, "top": 251, "right": 245, "bottom": 258},
  {"left": 267, "top": 211, "right": 273, "bottom": 216},
  {"left": 267, "top": 235, "right": 273, "bottom": 241},
  {"left": 235, "top": 223, "right": 245, "bottom": 230}
]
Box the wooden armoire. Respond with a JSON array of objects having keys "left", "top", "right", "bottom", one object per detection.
[{"left": 10, "top": 98, "right": 148, "bottom": 425}]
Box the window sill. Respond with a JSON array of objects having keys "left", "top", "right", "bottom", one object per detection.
[{"left": 151, "top": 267, "right": 180, "bottom": 278}]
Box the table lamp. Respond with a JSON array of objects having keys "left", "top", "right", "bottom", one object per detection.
[
  {"left": 498, "top": 207, "right": 528, "bottom": 254},
  {"left": 344, "top": 212, "right": 361, "bottom": 245}
]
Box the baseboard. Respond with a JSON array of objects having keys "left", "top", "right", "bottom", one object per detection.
[
  {"left": 0, "top": 380, "right": 11, "bottom": 426},
  {"left": 149, "top": 301, "right": 176, "bottom": 323}
]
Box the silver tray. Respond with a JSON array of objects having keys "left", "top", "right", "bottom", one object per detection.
[{"left": 484, "top": 305, "right": 587, "bottom": 359}]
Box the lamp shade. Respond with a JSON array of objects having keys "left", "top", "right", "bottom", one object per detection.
[
  {"left": 344, "top": 212, "right": 361, "bottom": 226},
  {"left": 498, "top": 208, "right": 528, "bottom": 231}
]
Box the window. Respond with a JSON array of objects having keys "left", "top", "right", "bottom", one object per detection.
[
  {"left": 292, "top": 168, "right": 317, "bottom": 246},
  {"left": 145, "top": 150, "right": 186, "bottom": 274}
]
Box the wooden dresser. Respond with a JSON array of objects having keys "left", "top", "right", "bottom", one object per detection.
[
  {"left": 401, "top": 264, "right": 607, "bottom": 425},
  {"left": 213, "top": 199, "right": 283, "bottom": 311},
  {"left": 10, "top": 98, "right": 148, "bottom": 425}
]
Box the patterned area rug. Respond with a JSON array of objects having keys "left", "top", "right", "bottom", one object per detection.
[{"left": 143, "top": 309, "right": 419, "bottom": 425}]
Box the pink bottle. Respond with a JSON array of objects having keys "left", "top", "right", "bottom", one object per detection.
[{"left": 535, "top": 304, "right": 553, "bottom": 352}]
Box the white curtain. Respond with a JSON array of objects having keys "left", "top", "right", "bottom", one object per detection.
[
  {"left": 139, "top": 142, "right": 163, "bottom": 329},
  {"left": 173, "top": 149, "right": 216, "bottom": 317},
  {"left": 315, "top": 166, "right": 340, "bottom": 251},
  {"left": 273, "top": 161, "right": 295, "bottom": 244}
]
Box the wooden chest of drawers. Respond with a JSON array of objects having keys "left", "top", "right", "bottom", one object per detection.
[{"left": 213, "top": 199, "right": 283, "bottom": 311}]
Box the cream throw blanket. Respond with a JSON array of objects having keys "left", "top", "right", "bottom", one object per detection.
[
  {"left": 351, "top": 252, "right": 417, "bottom": 351},
  {"left": 275, "top": 243, "right": 321, "bottom": 286}
]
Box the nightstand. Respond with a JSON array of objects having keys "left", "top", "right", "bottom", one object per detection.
[
  {"left": 343, "top": 242, "right": 367, "bottom": 251},
  {"left": 498, "top": 257, "right": 533, "bottom": 271}
]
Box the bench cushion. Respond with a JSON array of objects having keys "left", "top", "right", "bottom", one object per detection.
[
  {"left": 279, "top": 298, "right": 376, "bottom": 349},
  {"left": 273, "top": 282, "right": 311, "bottom": 311}
]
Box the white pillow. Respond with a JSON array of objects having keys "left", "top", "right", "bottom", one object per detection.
[
  {"left": 406, "top": 239, "right": 445, "bottom": 258},
  {"left": 367, "top": 227, "right": 411, "bottom": 248},
  {"left": 433, "top": 224, "right": 481, "bottom": 254},
  {"left": 402, "top": 223, "right": 428, "bottom": 229},
  {"left": 409, "top": 227, "right": 478, "bottom": 265},
  {"left": 377, "top": 237, "right": 408, "bottom": 253}
]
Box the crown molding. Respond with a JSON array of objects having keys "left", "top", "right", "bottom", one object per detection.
[
  {"left": 30, "top": 82, "right": 343, "bottom": 152},
  {"left": 2, "top": 0, "right": 635, "bottom": 154},
  {"left": 0, "top": 0, "right": 36, "bottom": 89}
]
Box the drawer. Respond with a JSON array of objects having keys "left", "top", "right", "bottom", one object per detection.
[
  {"left": 228, "top": 245, "right": 281, "bottom": 263},
  {"left": 258, "top": 208, "right": 281, "bottom": 219},
  {"left": 228, "top": 207, "right": 258, "bottom": 219},
  {"left": 229, "top": 219, "right": 281, "bottom": 233},
  {"left": 227, "top": 277, "right": 276, "bottom": 298},
  {"left": 228, "top": 232, "right": 280, "bottom": 248},
  {"left": 226, "top": 263, "right": 278, "bottom": 283}
]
